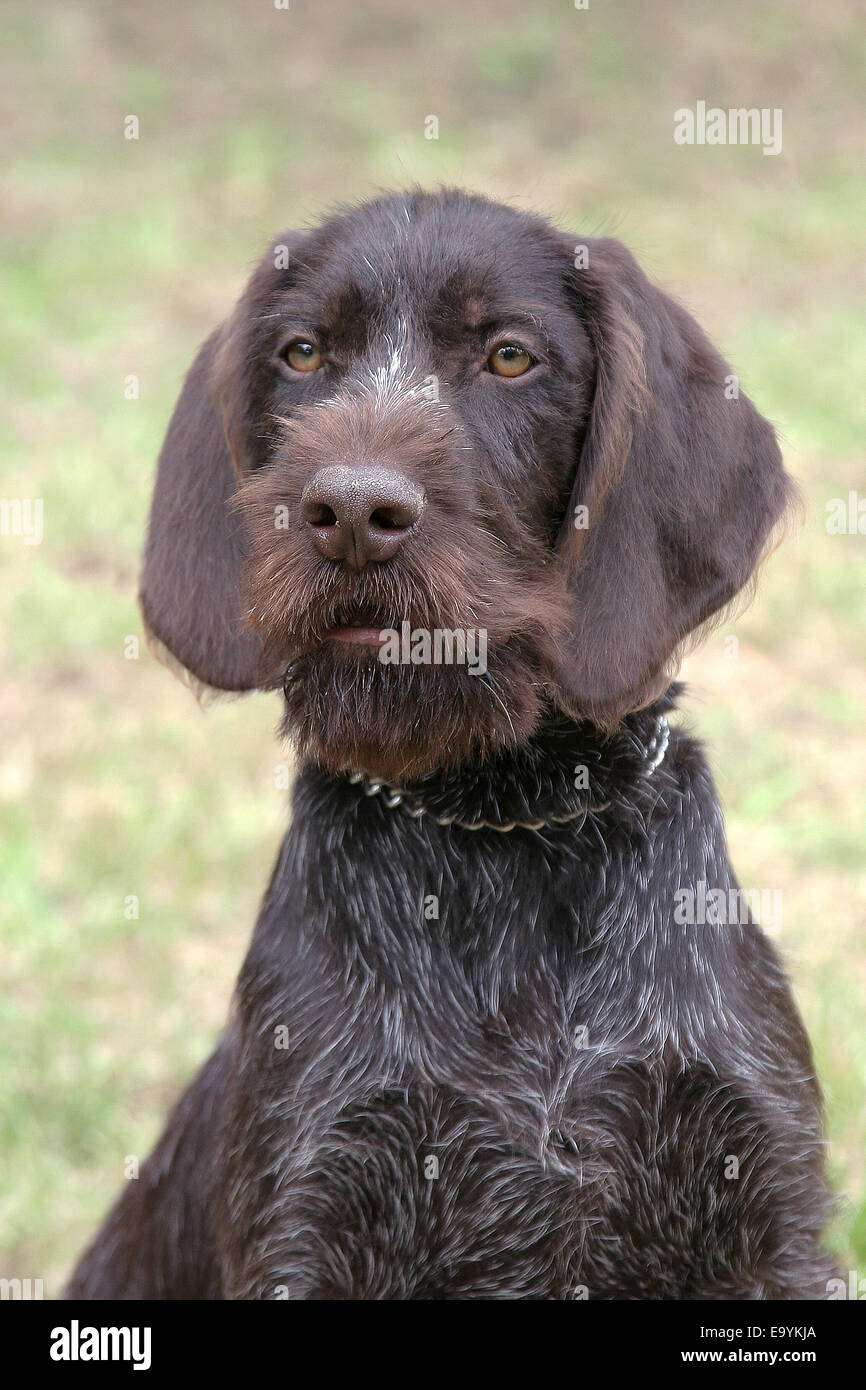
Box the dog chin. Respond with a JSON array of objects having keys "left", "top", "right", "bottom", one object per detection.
[{"left": 280, "top": 643, "right": 543, "bottom": 782}]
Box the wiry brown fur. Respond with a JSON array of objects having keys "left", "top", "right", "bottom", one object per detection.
[{"left": 233, "top": 381, "right": 574, "bottom": 778}]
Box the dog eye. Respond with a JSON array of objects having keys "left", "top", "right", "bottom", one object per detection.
[
  {"left": 487, "top": 343, "right": 534, "bottom": 378},
  {"left": 282, "top": 339, "right": 323, "bottom": 373}
]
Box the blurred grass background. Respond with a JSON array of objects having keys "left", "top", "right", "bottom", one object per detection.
[{"left": 1, "top": 0, "right": 863, "bottom": 1294}]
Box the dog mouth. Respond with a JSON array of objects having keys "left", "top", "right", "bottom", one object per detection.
[
  {"left": 319, "top": 604, "right": 395, "bottom": 649},
  {"left": 327, "top": 624, "right": 388, "bottom": 646}
]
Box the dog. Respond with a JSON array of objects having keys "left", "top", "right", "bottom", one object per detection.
[{"left": 67, "top": 188, "right": 836, "bottom": 1299}]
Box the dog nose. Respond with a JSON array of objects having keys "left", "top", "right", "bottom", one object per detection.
[{"left": 301, "top": 464, "right": 426, "bottom": 567}]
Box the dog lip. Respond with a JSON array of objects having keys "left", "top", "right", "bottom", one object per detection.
[
  {"left": 322, "top": 605, "right": 394, "bottom": 644},
  {"left": 327, "top": 625, "right": 387, "bottom": 645}
]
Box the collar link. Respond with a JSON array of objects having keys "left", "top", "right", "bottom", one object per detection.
[{"left": 347, "top": 715, "right": 670, "bottom": 835}]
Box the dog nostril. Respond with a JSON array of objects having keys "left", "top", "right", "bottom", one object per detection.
[
  {"left": 303, "top": 502, "right": 338, "bottom": 529},
  {"left": 370, "top": 506, "right": 411, "bottom": 532}
]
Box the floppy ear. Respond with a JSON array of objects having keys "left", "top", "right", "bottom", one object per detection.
[
  {"left": 553, "top": 236, "right": 796, "bottom": 727},
  {"left": 139, "top": 325, "right": 266, "bottom": 690},
  {"left": 139, "top": 231, "right": 307, "bottom": 691}
]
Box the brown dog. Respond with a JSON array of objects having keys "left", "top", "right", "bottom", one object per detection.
[{"left": 68, "top": 190, "right": 834, "bottom": 1299}]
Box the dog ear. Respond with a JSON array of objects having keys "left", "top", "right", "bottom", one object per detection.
[
  {"left": 553, "top": 236, "right": 796, "bottom": 727},
  {"left": 139, "top": 324, "right": 266, "bottom": 690},
  {"left": 139, "top": 233, "right": 304, "bottom": 691}
]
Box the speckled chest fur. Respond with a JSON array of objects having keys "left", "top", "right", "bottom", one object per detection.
[{"left": 208, "top": 708, "right": 832, "bottom": 1300}]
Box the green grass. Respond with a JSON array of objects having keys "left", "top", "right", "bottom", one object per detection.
[{"left": 1, "top": 0, "right": 864, "bottom": 1294}]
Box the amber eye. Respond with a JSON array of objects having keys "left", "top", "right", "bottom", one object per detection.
[
  {"left": 488, "top": 343, "right": 533, "bottom": 378},
  {"left": 282, "top": 339, "right": 323, "bottom": 372}
]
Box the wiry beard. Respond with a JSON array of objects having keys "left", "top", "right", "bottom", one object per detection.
[
  {"left": 235, "top": 444, "right": 576, "bottom": 780},
  {"left": 280, "top": 639, "right": 546, "bottom": 782}
]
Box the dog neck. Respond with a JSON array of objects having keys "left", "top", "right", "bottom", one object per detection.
[{"left": 338, "top": 696, "right": 675, "bottom": 835}]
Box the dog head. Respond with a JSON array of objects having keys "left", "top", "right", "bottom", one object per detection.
[{"left": 140, "top": 189, "right": 794, "bottom": 780}]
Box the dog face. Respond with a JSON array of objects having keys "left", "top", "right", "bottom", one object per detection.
[
  {"left": 231, "top": 194, "right": 595, "bottom": 778},
  {"left": 141, "top": 189, "right": 794, "bottom": 780}
]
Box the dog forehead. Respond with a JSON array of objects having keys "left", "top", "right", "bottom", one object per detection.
[{"left": 296, "top": 194, "right": 566, "bottom": 332}]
